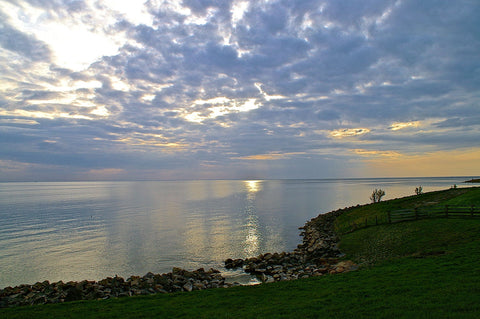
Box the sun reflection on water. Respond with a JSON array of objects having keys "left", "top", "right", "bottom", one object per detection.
[
  {"left": 245, "top": 180, "right": 261, "bottom": 193},
  {"left": 243, "top": 180, "right": 262, "bottom": 257}
]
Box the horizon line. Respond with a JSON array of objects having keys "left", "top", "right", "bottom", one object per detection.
[{"left": 1, "top": 175, "right": 479, "bottom": 183}]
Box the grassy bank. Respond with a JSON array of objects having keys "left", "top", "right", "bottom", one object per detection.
[
  {"left": 2, "top": 187, "right": 480, "bottom": 318},
  {"left": 337, "top": 187, "right": 480, "bottom": 264}
]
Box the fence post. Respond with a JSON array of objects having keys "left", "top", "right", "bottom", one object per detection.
[
  {"left": 472, "top": 205, "right": 475, "bottom": 218},
  {"left": 365, "top": 218, "right": 368, "bottom": 228},
  {"left": 388, "top": 211, "right": 391, "bottom": 223},
  {"left": 375, "top": 215, "right": 378, "bottom": 225},
  {"left": 415, "top": 207, "right": 418, "bottom": 220},
  {"left": 445, "top": 205, "right": 449, "bottom": 218}
]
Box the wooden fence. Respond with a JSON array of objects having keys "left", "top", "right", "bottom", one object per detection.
[
  {"left": 388, "top": 205, "right": 480, "bottom": 223},
  {"left": 344, "top": 205, "right": 480, "bottom": 234}
]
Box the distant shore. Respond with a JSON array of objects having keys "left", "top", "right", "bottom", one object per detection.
[{"left": 465, "top": 178, "right": 480, "bottom": 183}]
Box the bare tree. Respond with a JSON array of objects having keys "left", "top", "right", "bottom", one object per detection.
[{"left": 370, "top": 188, "right": 385, "bottom": 203}]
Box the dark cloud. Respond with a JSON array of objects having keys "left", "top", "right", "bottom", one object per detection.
[
  {"left": 434, "top": 117, "right": 480, "bottom": 129},
  {"left": 0, "top": 21, "right": 51, "bottom": 61},
  {"left": 316, "top": 109, "right": 341, "bottom": 121},
  {"left": 181, "top": 0, "right": 230, "bottom": 14},
  {"left": 19, "top": 90, "right": 58, "bottom": 101}
]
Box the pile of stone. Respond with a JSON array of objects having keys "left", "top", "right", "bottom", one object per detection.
[
  {"left": 226, "top": 253, "right": 357, "bottom": 282},
  {"left": 225, "top": 208, "right": 358, "bottom": 282},
  {"left": 298, "top": 207, "right": 346, "bottom": 262},
  {"left": 0, "top": 267, "right": 233, "bottom": 308}
]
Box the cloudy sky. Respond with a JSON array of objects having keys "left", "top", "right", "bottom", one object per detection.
[{"left": 0, "top": 0, "right": 479, "bottom": 181}]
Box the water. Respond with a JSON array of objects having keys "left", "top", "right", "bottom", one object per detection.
[{"left": 0, "top": 177, "right": 473, "bottom": 288}]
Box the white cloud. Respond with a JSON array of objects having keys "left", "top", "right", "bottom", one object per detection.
[
  {"left": 184, "top": 97, "right": 260, "bottom": 123},
  {"left": 231, "top": 1, "right": 250, "bottom": 27},
  {"left": 330, "top": 128, "right": 371, "bottom": 138},
  {"left": 100, "top": 0, "right": 154, "bottom": 26},
  {"left": 255, "top": 83, "right": 286, "bottom": 101},
  {"left": 110, "top": 76, "right": 132, "bottom": 92},
  {"left": 90, "top": 106, "right": 110, "bottom": 117},
  {"left": 1, "top": 0, "right": 128, "bottom": 71},
  {"left": 389, "top": 121, "right": 420, "bottom": 131},
  {"left": 184, "top": 7, "right": 218, "bottom": 25},
  {"left": 0, "top": 109, "right": 92, "bottom": 120},
  {"left": 0, "top": 119, "right": 39, "bottom": 125},
  {"left": 141, "top": 94, "right": 156, "bottom": 102}
]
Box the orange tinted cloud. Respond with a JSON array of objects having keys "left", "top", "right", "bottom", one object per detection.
[
  {"left": 360, "top": 148, "right": 480, "bottom": 177},
  {"left": 232, "top": 152, "right": 306, "bottom": 161}
]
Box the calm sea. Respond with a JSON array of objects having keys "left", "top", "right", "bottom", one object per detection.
[{"left": 0, "top": 177, "right": 473, "bottom": 288}]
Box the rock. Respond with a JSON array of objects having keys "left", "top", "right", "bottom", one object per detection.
[
  {"left": 257, "top": 273, "right": 268, "bottom": 283},
  {"left": 334, "top": 260, "right": 359, "bottom": 272},
  {"left": 172, "top": 267, "right": 184, "bottom": 275},
  {"left": 208, "top": 268, "right": 220, "bottom": 274},
  {"left": 336, "top": 266, "right": 345, "bottom": 273},
  {"left": 193, "top": 282, "right": 206, "bottom": 290},
  {"left": 316, "top": 267, "right": 329, "bottom": 274},
  {"left": 183, "top": 283, "right": 193, "bottom": 292},
  {"left": 0, "top": 267, "right": 228, "bottom": 308},
  {"left": 225, "top": 258, "right": 244, "bottom": 269},
  {"left": 64, "top": 285, "right": 82, "bottom": 302}
]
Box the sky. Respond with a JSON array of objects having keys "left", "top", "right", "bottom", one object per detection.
[{"left": 0, "top": 0, "right": 479, "bottom": 181}]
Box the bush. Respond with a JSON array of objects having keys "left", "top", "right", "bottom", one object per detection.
[
  {"left": 415, "top": 186, "right": 423, "bottom": 195},
  {"left": 370, "top": 189, "right": 386, "bottom": 203}
]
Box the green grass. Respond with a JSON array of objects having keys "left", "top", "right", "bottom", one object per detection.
[
  {"left": 2, "top": 187, "right": 480, "bottom": 318},
  {"left": 3, "top": 237, "right": 480, "bottom": 319},
  {"left": 334, "top": 187, "right": 479, "bottom": 234},
  {"left": 444, "top": 187, "right": 480, "bottom": 206},
  {"left": 339, "top": 219, "right": 480, "bottom": 265},
  {"left": 337, "top": 187, "right": 480, "bottom": 264}
]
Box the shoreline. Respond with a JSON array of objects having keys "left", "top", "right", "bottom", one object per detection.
[
  {"left": 0, "top": 205, "right": 360, "bottom": 308},
  {"left": 225, "top": 206, "right": 358, "bottom": 281},
  {"left": 465, "top": 178, "right": 480, "bottom": 183},
  {"left": 5, "top": 184, "right": 477, "bottom": 307}
]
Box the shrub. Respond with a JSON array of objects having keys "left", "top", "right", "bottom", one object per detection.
[{"left": 370, "top": 188, "right": 386, "bottom": 203}]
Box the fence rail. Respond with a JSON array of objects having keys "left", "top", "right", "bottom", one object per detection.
[
  {"left": 389, "top": 205, "right": 480, "bottom": 223},
  {"left": 344, "top": 205, "right": 479, "bottom": 234}
]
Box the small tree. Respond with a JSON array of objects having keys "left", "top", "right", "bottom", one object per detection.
[
  {"left": 415, "top": 186, "right": 423, "bottom": 195},
  {"left": 370, "top": 188, "right": 385, "bottom": 203}
]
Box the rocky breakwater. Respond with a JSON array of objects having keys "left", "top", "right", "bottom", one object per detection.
[
  {"left": 0, "top": 267, "right": 234, "bottom": 308},
  {"left": 225, "top": 208, "right": 358, "bottom": 282}
]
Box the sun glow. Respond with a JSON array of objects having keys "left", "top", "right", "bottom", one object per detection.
[
  {"left": 361, "top": 148, "right": 480, "bottom": 177},
  {"left": 390, "top": 121, "right": 420, "bottom": 131},
  {"left": 245, "top": 180, "right": 261, "bottom": 193},
  {"left": 1, "top": 0, "right": 127, "bottom": 71},
  {"left": 330, "top": 128, "right": 371, "bottom": 138},
  {"left": 243, "top": 179, "right": 262, "bottom": 257},
  {"left": 233, "top": 152, "right": 306, "bottom": 161},
  {"left": 353, "top": 149, "right": 402, "bottom": 158}
]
